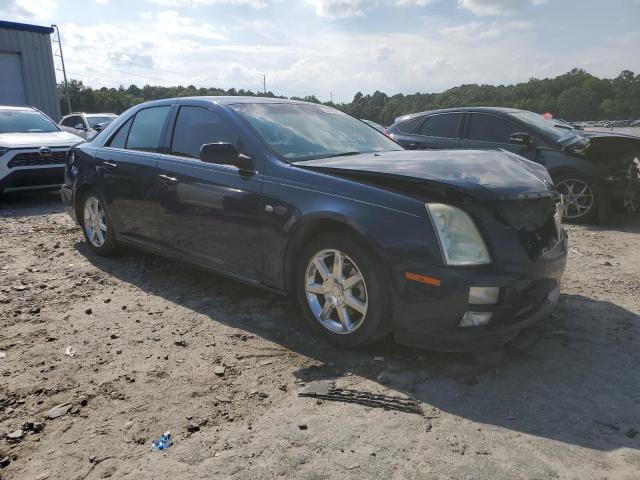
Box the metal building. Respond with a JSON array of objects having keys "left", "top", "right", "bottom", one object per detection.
[{"left": 0, "top": 20, "right": 61, "bottom": 121}]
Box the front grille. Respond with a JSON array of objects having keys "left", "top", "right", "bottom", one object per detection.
[
  {"left": 7, "top": 150, "right": 68, "bottom": 168},
  {"left": 498, "top": 197, "right": 562, "bottom": 260}
]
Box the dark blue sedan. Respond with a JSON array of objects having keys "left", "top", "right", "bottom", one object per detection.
[{"left": 61, "top": 97, "right": 567, "bottom": 351}]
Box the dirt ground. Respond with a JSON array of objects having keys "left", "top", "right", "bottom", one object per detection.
[{"left": 1, "top": 191, "right": 639, "bottom": 480}]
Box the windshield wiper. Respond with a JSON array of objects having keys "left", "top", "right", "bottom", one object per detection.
[
  {"left": 553, "top": 123, "right": 574, "bottom": 130},
  {"left": 322, "top": 151, "right": 363, "bottom": 159}
]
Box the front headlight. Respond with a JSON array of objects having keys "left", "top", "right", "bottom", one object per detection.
[{"left": 426, "top": 203, "right": 490, "bottom": 266}]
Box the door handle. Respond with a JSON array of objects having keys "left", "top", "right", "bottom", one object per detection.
[
  {"left": 158, "top": 174, "right": 179, "bottom": 185},
  {"left": 102, "top": 161, "right": 117, "bottom": 170}
]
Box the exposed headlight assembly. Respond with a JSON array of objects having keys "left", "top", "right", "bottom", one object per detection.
[{"left": 426, "top": 203, "right": 490, "bottom": 266}]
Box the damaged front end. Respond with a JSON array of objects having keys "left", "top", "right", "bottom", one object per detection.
[{"left": 562, "top": 133, "right": 640, "bottom": 212}]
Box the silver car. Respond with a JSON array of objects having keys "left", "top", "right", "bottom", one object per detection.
[{"left": 59, "top": 112, "right": 118, "bottom": 140}]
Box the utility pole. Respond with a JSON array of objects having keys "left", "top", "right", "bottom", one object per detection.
[
  {"left": 52, "top": 24, "right": 72, "bottom": 114},
  {"left": 263, "top": 74, "right": 266, "bottom": 95},
  {"left": 330, "top": 91, "right": 333, "bottom": 104}
]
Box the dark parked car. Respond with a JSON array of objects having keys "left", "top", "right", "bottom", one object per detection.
[
  {"left": 386, "top": 107, "right": 640, "bottom": 223},
  {"left": 62, "top": 97, "right": 567, "bottom": 351},
  {"left": 361, "top": 119, "right": 386, "bottom": 133}
]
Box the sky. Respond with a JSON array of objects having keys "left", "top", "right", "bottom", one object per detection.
[{"left": 1, "top": 0, "right": 639, "bottom": 102}]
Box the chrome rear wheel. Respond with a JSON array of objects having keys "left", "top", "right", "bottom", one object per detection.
[{"left": 83, "top": 195, "right": 108, "bottom": 248}]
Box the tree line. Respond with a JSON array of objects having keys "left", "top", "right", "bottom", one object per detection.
[{"left": 59, "top": 68, "right": 640, "bottom": 125}]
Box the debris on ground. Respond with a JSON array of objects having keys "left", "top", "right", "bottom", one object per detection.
[
  {"left": 45, "top": 403, "right": 72, "bottom": 420},
  {"left": 151, "top": 432, "right": 173, "bottom": 451},
  {"left": 214, "top": 365, "right": 226, "bottom": 376},
  {"left": 299, "top": 381, "right": 422, "bottom": 415},
  {"left": 6, "top": 429, "right": 24, "bottom": 442},
  {"left": 64, "top": 346, "right": 76, "bottom": 357}
]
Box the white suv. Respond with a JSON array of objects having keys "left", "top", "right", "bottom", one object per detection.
[{"left": 0, "top": 106, "right": 83, "bottom": 194}]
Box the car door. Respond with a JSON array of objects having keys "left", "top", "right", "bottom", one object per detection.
[
  {"left": 463, "top": 113, "right": 535, "bottom": 160},
  {"left": 95, "top": 105, "right": 171, "bottom": 246},
  {"left": 156, "top": 105, "right": 263, "bottom": 281},
  {"left": 398, "top": 112, "right": 465, "bottom": 150}
]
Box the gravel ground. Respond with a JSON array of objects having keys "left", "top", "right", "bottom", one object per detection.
[{"left": 1, "top": 191, "right": 639, "bottom": 480}]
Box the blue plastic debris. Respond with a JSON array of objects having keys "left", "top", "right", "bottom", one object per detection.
[{"left": 151, "top": 431, "right": 172, "bottom": 451}]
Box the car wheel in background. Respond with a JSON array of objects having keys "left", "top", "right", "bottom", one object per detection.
[
  {"left": 80, "top": 191, "right": 118, "bottom": 256},
  {"left": 296, "top": 233, "right": 392, "bottom": 348},
  {"left": 553, "top": 172, "right": 599, "bottom": 224}
]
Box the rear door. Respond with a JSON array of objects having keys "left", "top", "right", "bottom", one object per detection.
[
  {"left": 156, "top": 105, "right": 263, "bottom": 280},
  {"left": 96, "top": 105, "right": 171, "bottom": 246},
  {"left": 397, "top": 112, "right": 465, "bottom": 150},
  {"left": 463, "top": 113, "right": 534, "bottom": 160}
]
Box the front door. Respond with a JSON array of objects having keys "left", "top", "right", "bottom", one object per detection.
[
  {"left": 463, "top": 113, "right": 536, "bottom": 160},
  {"left": 156, "top": 105, "right": 263, "bottom": 281}
]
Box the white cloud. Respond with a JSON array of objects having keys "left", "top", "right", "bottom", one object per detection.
[
  {"left": 0, "top": 0, "right": 58, "bottom": 22},
  {"left": 146, "top": 0, "right": 266, "bottom": 7},
  {"left": 304, "top": 0, "right": 373, "bottom": 18},
  {"left": 441, "top": 20, "right": 533, "bottom": 41},
  {"left": 305, "top": 0, "right": 435, "bottom": 18},
  {"left": 458, "top": 0, "right": 545, "bottom": 16},
  {"left": 155, "top": 10, "right": 227, "bottom": 40}
]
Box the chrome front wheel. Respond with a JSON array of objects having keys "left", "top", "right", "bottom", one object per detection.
[
  {"left": 83, "top": 195, "right": 108, "bottom": 248},
  {"left": 304, "top": 248, "right": 368, "bottom": 334}
]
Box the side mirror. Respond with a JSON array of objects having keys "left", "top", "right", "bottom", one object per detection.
[
  {"left": 93, "top": 123, "right": 107, "bottom": 132},
  {"left": 200, "top": 143, "right": 254, "bottom": 171},
  {"left": 509, "top": 132, "right": 533, "bottom": 149},
  {"left": 74, "top": 123, "right": 87, "bottom": 130}
]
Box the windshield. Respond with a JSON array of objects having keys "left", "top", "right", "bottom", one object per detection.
[
  {"left": 231, "top": 103, "right": 402, "bottom": 161},
  {"left": 87, "top": 116, "right": 117, "bottom": 128},
  {"left": 510, "top": 111, "right": 578, "bottom": 141},
  {"left": 0, "top": 110, "right": 59, "bottom": 134}
]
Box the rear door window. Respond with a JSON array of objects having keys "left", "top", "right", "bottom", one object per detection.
[
  {"left": 419, "top": 113, "right": 462, "bottom": 138},
  {"left": 170, "top": 106, "right": 236, "bottom": 159},
  {"left": 125, "top": 106, "right": 171, "bottom": 152},
  {"left": 396, "top": 116, "right": 424, "bottom": 134},
  {"left": 468, "top": 113, "right": 521, "bottom": 144}
]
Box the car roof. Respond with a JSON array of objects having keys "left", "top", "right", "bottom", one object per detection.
[
  {"left": 85, "top": 113, "right": 118, "bottom": 117},
  {"left": 178, "top": 96, "right": 310, "bottom": 105},
  {"left": 0, "top": 105, "right": 36, "bottom": 112},
  {"left": 394, "top": 106, "right": 528, "bottom": 124}
]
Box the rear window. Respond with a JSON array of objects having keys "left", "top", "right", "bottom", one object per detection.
[{"left": 419, "top": 113, "right": 462, "bottom": 138}]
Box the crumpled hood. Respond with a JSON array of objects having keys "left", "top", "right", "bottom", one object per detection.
[
  {"left": 557, "top": 129, "right": 640, "bottom": 149},
  {"left": 0, "top": 131, "right": 84, "bottom": 149},
  {"left": 295, "top": 149, "right": 555, "bottom": 201}
]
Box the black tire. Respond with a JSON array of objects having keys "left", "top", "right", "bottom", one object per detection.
[
  {"left": 552, "top": 171, "right": 600, "bottom": 224},
  {"left": 79, "top": 189, "right": 119, "bottom": 256},
  {"left": 295, "top": 233, "right": 392, "bottom": 348}
]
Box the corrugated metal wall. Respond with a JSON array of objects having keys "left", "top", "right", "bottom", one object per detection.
[{"left": 0, "top": 27, "right": 61, "bottom": 121}]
